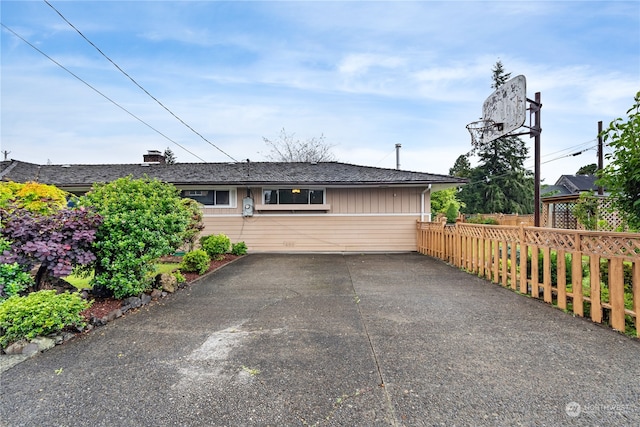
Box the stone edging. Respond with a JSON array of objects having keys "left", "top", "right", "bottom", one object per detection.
[{"left": 0, "top": 255, "right": 244, "bottom": 369}]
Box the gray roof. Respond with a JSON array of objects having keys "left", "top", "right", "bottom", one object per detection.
[
  {"left": 1, "top": 160, "right": 467, "bottom": 189},
  {"left": 541, "top": 174, "right": 606, "bottom": 199},
  {"left": 555, "top": 174, "right": 601, "bottom": 193},
  {"left": 541, "top": 185, "right": 571, "bottom": 197}
]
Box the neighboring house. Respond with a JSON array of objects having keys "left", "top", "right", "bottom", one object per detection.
[
  {"left": 0, "top": 152, "right": 466, "bottom": 252},
  {"left": 541, "top": 174, "right": 616, "bottom": 230},
  {"left": 541, "top": 174, "right": 602, "bottom": 198}
]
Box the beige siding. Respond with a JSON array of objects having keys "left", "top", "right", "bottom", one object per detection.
[
  {"left": 202, "top": 214, "right": 419, "bottom": 252},
  {"left": 325, "top": 187, "right": 422, "bottom": 214},
  {"left": 198, "top": 186, "right": 428, "bottom": 252}
]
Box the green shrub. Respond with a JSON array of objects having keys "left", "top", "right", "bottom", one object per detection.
[
  {"left": 0, "top": 290, "right": 90, "bottom": 347},
  {"left": 466, "top": 216, "right": 499, "bottom": 225},
  {"left": 526, "top": 250, "right": 587, "bottom": 285},
  {"left": 231, "top": 241, "right": 248, "bottom": 256},
  {"left": 180, "top": 250, "right": 210, "bottom": 275},
  {"left": 444, "top": 202, "right": 459, "bottom": 224},
  {"left": 173, "top": 270, "right": 186, "bottom": 284},
  {"left": 0, "top": 263, "right": 34, "bottom": 300},
  {"left": 80, "top": 176, "right": 192, "bottom": 299},
  {"left": 200, "top": 234, "right": 231, "bottom": 257},
  {"left": 600, "top": 260, "right": 633, "bottom": 293}
]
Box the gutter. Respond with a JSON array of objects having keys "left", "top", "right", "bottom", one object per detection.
[{"left": 420, "top": 184, "right": 431, "bottom": 222}]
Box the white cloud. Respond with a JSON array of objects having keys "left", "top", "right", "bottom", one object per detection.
[{"left": 337, "top": 53, "right": 405, "bottom": 75}]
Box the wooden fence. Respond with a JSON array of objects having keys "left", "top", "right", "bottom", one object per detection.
[{"left": 417, "top": 221, "right": 640, "bottom": 337}]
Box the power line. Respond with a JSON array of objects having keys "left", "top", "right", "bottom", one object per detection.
[
  {"left": 538, "top": 145, "right": 597, "bottom": 166},
  {"left": 43, "top": 0, "right": 238, "bottom": 163},
  {"left": 540, "top": 138, "right": 597, "bottom": 159},
  {"left": 458, "top": 144, "right": 599, "bottom": 190},
  {"left": 1, "top": 22, "right": 208, "bottom": 162}
]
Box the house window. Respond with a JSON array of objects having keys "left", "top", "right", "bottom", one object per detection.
[
  {"left": 182, "top": 189, "right": 234, "bottom": 207},
  {"left": 263, "top": 188, "right": 325, "bottom": 205}
]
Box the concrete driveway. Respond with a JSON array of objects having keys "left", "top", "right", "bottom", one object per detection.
[{"left": 1, "top": 253, "right": 639, "bottom": 426}]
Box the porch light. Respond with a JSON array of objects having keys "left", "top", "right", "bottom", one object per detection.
[{"left": 292, "top": 188, "right": 301, "bottom": 193}]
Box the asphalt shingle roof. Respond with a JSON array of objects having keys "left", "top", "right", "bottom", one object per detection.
[
  {"left": 1, "top": 160, "right": 467, "bottom": 188},
  {"left": 558, "top": 174, "right": 599, "bottom": 192}
]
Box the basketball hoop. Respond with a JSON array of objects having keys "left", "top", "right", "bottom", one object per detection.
[{"left": 465, "top": 119, "right": 503, "bottom": 147}]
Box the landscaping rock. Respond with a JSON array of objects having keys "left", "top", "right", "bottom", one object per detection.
[
  {"left": 22, "top": 343, "right": 40, "bottom": 357},
  {"left": 157, "top": 273, "right": 178, "bottom": 293},
  {"left": 51, "top": 332, "right": 76, "bottom": 345},
  {"left": 31, "top": 337, "right": 56, "bottom": 352},
  {"left": 106, "top": 309, "right": 122, "bottom": 322},
  {"left": 91, "top": 316, "right": 106, "bottom": 327},
  {"left": 141, "top": 293, "right": 152, "bottom": 305},
  {"left": 4, "top": 340, "right": 28, "bottom": 355},
  {"left": 123, "top": 296, "right": 142, "bottom": 309},
  {"left": 150, "top": 289, "right": 163, "bottom": 300}
]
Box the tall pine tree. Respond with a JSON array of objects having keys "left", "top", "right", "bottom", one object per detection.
[{"left": 458, "top": 62, "right": 534, "bottom": 214}]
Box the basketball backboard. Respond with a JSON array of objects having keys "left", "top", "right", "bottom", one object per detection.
[{"left": 479, "top": 74, "right": 527, "bottom": 143}]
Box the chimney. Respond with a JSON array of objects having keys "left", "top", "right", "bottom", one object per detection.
[
  {"left": 143, "top": 150, "right": 166, "bottom": 164},
  {"left": 395, "top": 144, "right": 401, "bottom": 170}
]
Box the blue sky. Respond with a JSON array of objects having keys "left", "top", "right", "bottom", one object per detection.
[{"left": 1, "top": 1, "right": 639, "bottom": 183}]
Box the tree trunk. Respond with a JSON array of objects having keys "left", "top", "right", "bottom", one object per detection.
[{"left": 34, "top": 264, "right": 48, "bottom": 291}]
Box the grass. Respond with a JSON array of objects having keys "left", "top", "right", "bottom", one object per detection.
[{"left": 64, "top": 262, "right": 181, "bottom": 290}]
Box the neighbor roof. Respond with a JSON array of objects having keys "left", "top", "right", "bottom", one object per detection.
[{"left": 0, "top": 160, "right": 467, "bottom": 190}]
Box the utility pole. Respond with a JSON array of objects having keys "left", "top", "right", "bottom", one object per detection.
[
  {"left": 597, "top": 121, "right": 604, "bottom": 195},
  {"left": 1, "top": 150, "right": 10, "bottom": 161}
]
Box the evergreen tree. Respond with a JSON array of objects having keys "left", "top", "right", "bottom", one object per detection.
[
  {"left": 164, "top": 147, "right": 177, "bottom": 164},
  {"left": 449, "top": 154, "right": 472, "bottom": 178},
  {"left": 458, "top": 61, "right": 534, "bottom": 214},
  {"left": 491, "top": 60, "right": 511, "bottom": 89}
]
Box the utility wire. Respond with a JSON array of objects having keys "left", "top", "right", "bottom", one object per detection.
[
  {"left": 458, "top": 143, "right": 599, "bottom": 190},
  {"left": 1, "top": 22, "right": 208, "bottom": 162},
  {"left": 43, "top": 0, "right": 238, "bottom": 162},
  {"left": 540, "top": 138, "right": 597, "bottom": 159}
]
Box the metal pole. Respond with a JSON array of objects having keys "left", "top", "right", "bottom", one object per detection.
[
  {"left": 534, "top": 92, "right": 541, "bottom": 227},
  {"left": 597, "top": 121, "right": 604, "bottom": 195}
]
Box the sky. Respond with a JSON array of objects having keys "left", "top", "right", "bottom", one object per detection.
[{"left": 1, "top": 0, "right": 639, "bottom": 184}]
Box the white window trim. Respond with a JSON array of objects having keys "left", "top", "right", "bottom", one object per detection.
[
  {"left": 262, "top": 187, "right": 326, "bottom": 205},
  {"left": 183, "top": 188, "right": 237, "bottom": 208}
]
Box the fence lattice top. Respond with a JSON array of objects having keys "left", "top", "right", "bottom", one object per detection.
[{"left": 418, "top": 221, "right": 640, "bottom": 260}]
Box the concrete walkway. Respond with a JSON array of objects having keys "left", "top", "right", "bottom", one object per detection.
[{"left": 1, "top": 253, "right": 639, "bottom": 426}]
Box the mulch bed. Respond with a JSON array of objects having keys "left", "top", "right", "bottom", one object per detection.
[{"left": 80, "top": 254, "right": 240, "bottom": 322}]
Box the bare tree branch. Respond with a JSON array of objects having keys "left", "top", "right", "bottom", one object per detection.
[{"left": 262, "top": 128, "right": 336, "bottom": 162}]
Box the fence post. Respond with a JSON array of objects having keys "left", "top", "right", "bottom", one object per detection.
[
  {"left": 572, "top": 233, "right": 584, "bottom": 317},
  {"left": 590, "top": 255, "right": 602, "bottom": 323},
  {"left": 510, "top": 238, "right": 517, "bottom": 290},
  {"left": 501, "top": 237, "right": 508, "bottom": 287},
  {"left": 543, "top": 246, "right": 552, "bottom": 303},
  {"left": 519, "top": 225, "right": 527, "bottom": 293},
  {"left": 609, "top": 258, "right": 625, "bottom": 332},
  {"left": 479, "top": 226, "right": 486, "bottom": 278},
  {"left": 531, "top": 245, "right": 539, "bottom": 298},
  {"left": 634, "top": 261, "right": 640, "bottom": 337},
  {"left": 557, "top": 249, "right": 567, "bottom": 310}
]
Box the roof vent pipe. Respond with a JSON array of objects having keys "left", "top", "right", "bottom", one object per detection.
[{"left": 395, "top": 144, "right": 401, "bottom": 170}]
